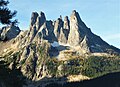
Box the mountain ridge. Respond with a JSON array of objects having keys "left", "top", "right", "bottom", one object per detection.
[
  {"left": 1, "top": 10, "right": 119, "bottom": 55},
  {"left": 0, "top": 10, "right": 120, "bottom": 87}
]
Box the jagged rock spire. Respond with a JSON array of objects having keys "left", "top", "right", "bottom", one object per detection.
[
  {"left": 68, "top": 10, "right": 82, "bottom": 46},
  {"left": 64, "top": 16, "right": 70, "bottom": 30},
  {"left": 4, "top": 10, "right": 119, "bottom": 56},
  {"left": 59, "top": 27, "right": 67, "bottom": 44},
  {"left": 70, "top": 10, "right": 82, "bottom": 25},
  {"left": 54, "top": 18, "right": 63, "bottom": 39},
  {"left": 35, "top": 11, "right": 46, "bottom": 30},
  {"left": 30, "top": 11, "right": 46, "bottom": 30},
  {"left": 63, "top": 16, "right": 70, "bottom": 40},
  {"left": 0, "top": 10, "right": 120, "bottom": 84},
  {"left": 80, "top": 36, "right": 90, "bottom": 53},
  {"left": 30, "top": 12, "right": 39, "bottom": 27}
]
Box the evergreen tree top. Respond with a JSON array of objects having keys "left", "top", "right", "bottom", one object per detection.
[{"left": 0, "top": 0, "right": 17, "bottom": 25}]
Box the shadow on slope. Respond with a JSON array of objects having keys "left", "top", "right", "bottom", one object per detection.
[
  {"left": 1, "top": 56, "right": 120, "bottom": 87},
  {"left": 0, "top": 61, "right": 26, "bottom": 87},
  {"left": 49, "top": 45, "right": 70, "bottom": 57},
  {"left": 45, "top": 72, "right": 120, "bottom": 87}
]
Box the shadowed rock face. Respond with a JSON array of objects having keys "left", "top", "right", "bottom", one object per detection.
[
  {"left": 54, "top": 18, "right": 63, "bottom": 39},
  {"left": 1, "top": 10, "right": 120, "bottom": 54},
  {"left": 30, "top": 12, "right": 39, "bottom": 27},
  {"left": 0, "top": 25, "right": 21, "bottom": 41},
  {"left": 36, "top": 12, "right": 46, "bottom": 30},
  {"left": 63, "top": 16, "right": 70, "bottom": 42}
]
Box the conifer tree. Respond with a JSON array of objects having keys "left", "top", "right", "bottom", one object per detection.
[{"left": 0, "top": 0, "right": 17, "bottom": 24}]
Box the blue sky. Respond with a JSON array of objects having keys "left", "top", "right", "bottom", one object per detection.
[{"left": 8, "top": 0, "right": 120, "bottom": 48}]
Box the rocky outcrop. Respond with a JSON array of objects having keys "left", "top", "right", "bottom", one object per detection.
[
  {"left": 45, "top": 20, "right": 57, "bottom": 42},
  {"left": 30, "top": 12, "right": 39, "bottom": 27},
  {"left": 0, "top": 10, "right": 120, "bottom": 55},
  {"left": 54, "top": 18, "right": 63, "bottom": 39},
  {"left": 0, "top": 10, "right": 120, "bottom": 87},
  {"left": 63, "top": 16, "right": 70, "bottom": 40},
  {"left": 36, "top": 12, "right": 46, "bottom": 30},
  {"left": 80, "top": 36, "right": 90, "bottom": 53},
  {"left": 0, "top": 25, "right": 20, "bottom": 41},
  {"left": 20, "top": 41, "right": 50, "bottom": 80},
  {"left": 59, "top": 27, "right": 67, "bottom": 44},
  {"left": 21, "top": 45, "right": 37, "bottom": 79},
  {"left": 67, "top": 10, "right": 83, "bottom": 46}
]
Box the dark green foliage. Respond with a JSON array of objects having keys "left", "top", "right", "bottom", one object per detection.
[
  {"left": 0, "top": 0, "right": 17, "bottom": 24},
  {"left": 1, "top": 43, "right": 120, "bottom": 86},
  {"left": 82, "top": 56, "right": 120, "bottom": 78},
  {"left": 61, "top": 59, "right": 82, "bottom": 75},
  {"left": 46, "top": 58, "right": 59, "bottom": 76},
  {"left": 37, "top": 44, "right": 50, "bottom": 67},
  {"left": 46, "top": 58, "right": 82, "bottom": 76},
  {"left": 0, "top": 0, "right": 9, "bottom": 6},
  {"left": 46, "top": 55, "right": 120, "bottom": 78}
]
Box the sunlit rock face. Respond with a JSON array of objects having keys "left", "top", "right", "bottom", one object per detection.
[
  {"left": 68, "top": 10, "right": 82, "bottom": 46},
  {"left": 0, "top": 10, "right": 120, "bottom": 87},
  {"left": 1, "top": 10, "right": 120, "bottom": 56},
  {"left": 21, "top": 10, "right": 119, "bottom": 55},
  {"left": 54, "top": 18, "right": 63, "bottom": 39}
]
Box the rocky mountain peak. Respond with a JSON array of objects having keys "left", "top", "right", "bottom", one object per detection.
[
  {"left": 38, "top": 11, "right": 46, "bottom": 26},
  {"left": 0, "top": 10, "right": 120, "bottom": 87},
  {"left": 54, "top": 17, "right": 63, "bottom": 39},
  {"left": 0, "top": 10, "right": 120, "bottom": 57},
  {"left": 30, "top": 11, "right": 46, "bottom": 31},
  {"left": 67, "top": 10, "right": 82, "bottom": 46},
  {"left": 70, "top": 10, "right": 82, "bottom": 24},
  {"left": 64, "top": 16, "right": 70, "bottom": 29},
  {"left": 27, "top": 10, "right": 120, "bottom": 54},
  {"left": 39, "top": 11, "right": 46, "bottom": 18},
  {"left": 30, "top": 12, "right": 39, "bottom": 27},
  {"left": 60, "top": 15, "right": 62, "bottom": 20}
]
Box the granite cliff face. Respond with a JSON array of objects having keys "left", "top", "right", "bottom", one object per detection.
[
  {"left": 0, "top": 10, "right": 119, "bottom": 55},
  {"left": 0, "top": 10, "right": 120, "bottom": 87},
  {"left": 23, "top": 10, "right": 120, "bottom": 55}
]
